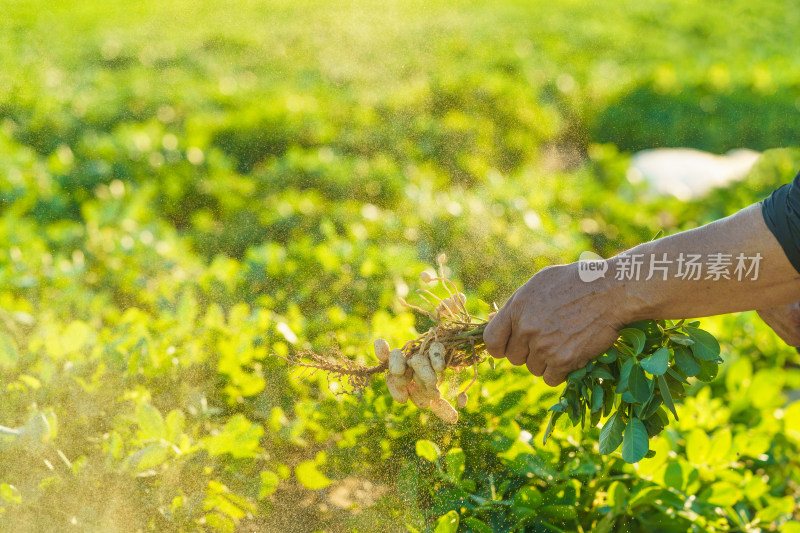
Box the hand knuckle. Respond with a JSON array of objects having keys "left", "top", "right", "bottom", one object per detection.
[{"left": 543, "top": 375, "right": 561, "bottom": 387}]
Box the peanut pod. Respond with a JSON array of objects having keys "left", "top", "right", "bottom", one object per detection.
[
  {"left": 457, "top": 391, "right": 468, "bottom": 408},
  {"left": 428, "top": 341, "right": 446, "bottom": 373},
  {"left": 408, "top": 353, "right": 437, "bottom": 389},
  {"left": 374, "top": 338, "right": 391, "bottom": 363},
  {"left": 388, "top": 348, "right": 407, "bottom": 376},
  {"left": 423, "top": 382, "right": 442, "bottom": 401},
  {"left": 407, "top": 381, "right": 432, "bottom": 409},
  {"left": 386, "top": 374, "right": 409, "bottom": 404},
  {"left": 430, "top": 398, "right": 458, "bottom": 424}
]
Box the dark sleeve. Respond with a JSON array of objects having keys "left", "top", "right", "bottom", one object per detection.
[{"left": 761, "top": 171, "right": 800, "bottom": 275}]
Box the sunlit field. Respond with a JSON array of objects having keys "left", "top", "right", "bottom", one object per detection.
[{"left": 2, "top": 1, "right": 800, "bottom": 531}]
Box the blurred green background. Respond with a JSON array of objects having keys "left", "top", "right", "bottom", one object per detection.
[{"left": 2, "top": 0, "right": 800, "bottom": 531}]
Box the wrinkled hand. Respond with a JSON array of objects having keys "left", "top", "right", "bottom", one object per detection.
[
  {"left": 757, "top": 302, "right": 800, "bottom": 347},
  {"left": 483, "top": 263, "right": 626, "bottom": 386}
]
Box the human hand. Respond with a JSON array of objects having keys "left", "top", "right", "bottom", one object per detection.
[
  {"left": 482, "top": 263, "right": 627, "bottom": 386},
  {"left": 756, "top": 302, "right": 800, "bottom": 347}
]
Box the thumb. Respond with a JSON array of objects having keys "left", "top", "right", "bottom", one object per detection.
[{"left": 483, "top": 306, "right": 512, "bottom": 359}]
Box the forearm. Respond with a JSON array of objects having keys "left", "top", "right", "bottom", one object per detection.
[
  {"left": 484, "top": 198, "right": 800, "bottom": 385},
  {"left": 605, "top": 204, "right": 800, "bottom": 321}
]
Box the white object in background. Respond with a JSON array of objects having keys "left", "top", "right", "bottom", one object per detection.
[{"left": 628, "top": 148, "right": 761, "bottom": 200}]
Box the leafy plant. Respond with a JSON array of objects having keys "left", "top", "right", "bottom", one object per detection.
[
  {"left": 2, "top": 1, "right": 800, "bottom": 531},
  {"left": 545, "top": 319, "right": 722, "bottom": 462}
]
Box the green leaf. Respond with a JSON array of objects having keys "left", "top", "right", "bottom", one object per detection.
[
  {"left": 607, "top": 480, "right": 628, "bottom": 514},
  {"left": 127, "top": 337, "right": 146, "bottom": 376},
  {"left": 684, "top": 327, "right": 720, "bottom": 361},
  {"left": 295, "top": 460, "right": 332, "bottom": 490},
  {"left": 567, "top": 366, "right": 586, "bottom": 380},
  {"left": 543, "top": 411, "right": 563, "bottom": 445},
  {"left": 590, "top": 407, "right": 602, "bottom": 428},
  {"left": 165, "top": 409, "right": 185, "bottom": 443},
  {"left": 702, "top": 482, "right": 741, "bottom": 506},
  {"left": 565, "top": 388, "right": 581, "bottom": 420},
  {"left": 629, "top": 486, "right": 662, "bottom": 509},
  {"left": 725, "top": 357, "right": 753, "bottom": 391},
  {"left": 599, "top": 411, "right": 625, "bottom": 454},
  {"left": 136, "top": 403, "right": 166, "bottom": 440},
  {"left": 643, "top": 412, "right": 667, "bottom": 438},
  {"left": 462, "top": 518, "right": 493, "bottom": 533},
  {"left": 640, "top": 347, "right": 669, "bottom": 375},
  {"left": 591, "top": 365, "right": 615, "bottom": 381},
  {"left": 621, "top": 417, "right": 649, "bottom": 463},
  {"left": 598, "top": 346, "right": 620, "bottom": 363},
  {"left": 445, "top": 448, "right": 466, "bottom": 481},
  {"left": 126, "top": 443, "right": 169, "bottom": 471},
  {"left": 619, "top": 328, "right": 646, "bottom": 355},
  {"left": 686, "top": 428, "right": 710, "bottom": 465},
  {"left": 629, "top": 319, "right": 660, "bottom": 335},
  {"left": 415, "top": 439, "right": 441, "bottom": 462},
  {"left": 258, "top": 471, "right": 279, "bottom": 498},
  {"left": 629, "top": 319, "right": 663, "bottom": 351},
  {"left": 657, "top": 374, "right": 678, "bottom": 420},
  {"left": 434, "top": 510, "right": 459, "bottom": 533},
  {"left": 0, "top": 333, "right": 19, "bottom": 369},
  {"left": 203, "top": 415, "right": 264, "bottom": 458},
  {"left": 617, "top": 357, "right": 635, "bottom": 393},
  {"left": 513, "top": 486, "right": 543, "bottom": 510},
  {"left": 22, "top": 412, "right": 52, "bottom": 443},
  {"left": 636, "top": 393, "right": 662, "bottom": 420},
  {"left": 602, "top": 382, "right": 616, "bottom": 416},
  {"left": 580, "top": 382, "right": 591, "bottom": 404},
  {"left": 594, "top": 513, "right": 616, "bottom": 533},
  {"left": 628, "top": 364, "right": 651, "bottom": 403},
  {"left": 539, "top": 505, "right": 578, "bottom": 521},
  {"left": 663, "top": 461, "right": 686, "bottom": 490},
  {"left": 673, "top": 346, "right": 700, "bottom": 377},
  {"left": 695, "top": 358, "right": 720, "bottom": 382},
  {"left": 669, "top": 334, "right": 694, "bottom": 346},
  {"left": 204, "top": 513, "right": 235, "bottom": 533},
  {"left": 0, "top": 483, "right": 21, "bottom": 504},
  {"left": 591, "top": 384, "right": 604, "bottom": 412},
  {"left": 664, "top": 373, "right": 686, "bottom": 400},
  {"left": 666, "top": 367, "right": 689, "bottom": 384},
  {"left": 756, "top": 496, "right": 795, "bottom": 523},
  {"left": 621, "top": 390, "right": 636, "bottom": 403}
]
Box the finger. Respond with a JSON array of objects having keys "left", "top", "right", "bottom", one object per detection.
[
  {"left": 526, "top": 355, "right": 546, "bottom": 377},
  {"left": 781, "top": 323, "right": 800, "bottom": 346},
  {"left": 483, "top": 306, "right": 512, "bottom": 359},
  {"left": 770, "top": 316, "right": 800, "bottom": 345},
  {"left": 525, "top": 342, "right": 546, "bottom": 376},
  {"left": 502, "top": 318, "right": 529, "bottom": 366},
  {"left": 788, "top": 302, "right": 800, "bottom": 328},
  {"left": 542, "top": 367, "right": 567, "bottom": 387},
  {"left": 505, "top": 337, "right": 529, "bottom": 366}
]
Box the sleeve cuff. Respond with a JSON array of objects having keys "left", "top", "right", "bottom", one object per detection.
[{"left": 761, "top": 177, "right": 800, "bottom": 276}]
